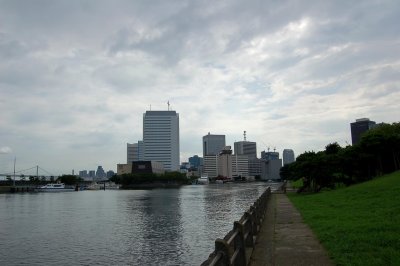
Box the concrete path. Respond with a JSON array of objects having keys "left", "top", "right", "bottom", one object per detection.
[{"left": 249, "top": 193, "right": 333, "bottom": 266}]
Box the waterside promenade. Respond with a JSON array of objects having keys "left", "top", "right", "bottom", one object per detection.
[{"left": 249, "top": 193, "right": 333, "bottom": 266}]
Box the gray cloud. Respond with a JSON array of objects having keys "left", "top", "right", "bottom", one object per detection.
[{"left": 0, "top": 0, "right": 399, "bottom": 174}]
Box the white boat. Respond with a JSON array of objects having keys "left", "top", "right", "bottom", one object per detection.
[
  {"left": 35, "top": 183, "right": 75, "bottom": 192},
  {"left": 196, "top": 175, "right": 209, "bottom": 185}
]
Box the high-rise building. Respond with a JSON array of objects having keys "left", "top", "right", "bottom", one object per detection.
[
  {"left": 218, "top": 146, "right": 233, "bottom": 178},
  {"left": 188, "top": 155, "right": 203, "bottom": 169},
  {"left": 89, "top": 170, "right": 96, "bottom": 178},
  {"left": 232, "top": 155, "right": 249, "bottom": 179},
  {"left": 261, "top": 151, "right": 279, "bottom": 160},
  {"left": 79, "top": 170, "right": 88, "bottom": 178},
  {"left": 143, "top": 110, "right": 180, "bottom": 171},
  {"left": 283, "top": 149, "right": 295, "bottom": 165},
  {"left": 203, "top": 155, "right": 218, "bottom": 178},
  {"left": 203, "top": 133, "right": 226, "bottom": 156},
  {"left": 234, "top": 141, "right": 257, "bottom": 158},
  {"left": 248, "top": 158, "right": 261, "bottom": 177},
  {"left": 96, "top": 166, "right": 106, "bottom": 179},
  {"left": 260, "top": 149, "right": 282, "bottom": 180},
  {"left": 127, "top": 141, "right": 144, "bottom": 163},
  {"left": 261, "top": 159, "right": 282, "bottom": 180},
  {"left": 350, "top": 118, "right": 376, "bottom": 145}
]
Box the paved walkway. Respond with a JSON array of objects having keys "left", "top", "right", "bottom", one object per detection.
[{"left": 249, "top": 193, "right": 333, "bottom": 266}]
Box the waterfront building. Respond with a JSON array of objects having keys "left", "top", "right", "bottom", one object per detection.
[
  {"left": 117, "top": 161, "right": 165, "bottom": 175},
  {"left": 143, "top": 110, "right": 180, "bottom": 171},
  {"left": 203, "top": 133, "right": 226, "bottom": 156},
  {"left": 283, "top": 149, "right": 295, "bottom": 165},
  {"left": 350, "top": 118, "right": 376, "bottom": 145},
  {"left": 261, "top": 159, "right": 282, "bottom": 180},
  {"left": 232, "top": 155, "right": 249, "bottom": 179},
  {"left": 234, "top": 141, "right": 257, "bottom": 159},
  {"left": 188, "top": 155, "right": 203, "bottom": 169},
  {"left": 218, "top": 146, "right": 233, "bottom": 178},
  {"left": 248, "top": 158, "right": 262, "bottom": 177},
  {"left": 203, "top": 155, "right": 218, "bottom": 178},
  {"left": 260, "top": 149, "right": 282, "bottom": 180},
  {"left": 127, "top": 141, "right": 144, "bottom": 163}
]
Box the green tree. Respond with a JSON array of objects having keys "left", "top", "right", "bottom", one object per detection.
[{"left": 57, "top": 175, "right": 82, "bottom": 185}]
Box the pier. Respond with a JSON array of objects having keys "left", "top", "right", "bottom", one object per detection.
[{"left": 202, "top": 185, "right": 333, "bottom": 266}]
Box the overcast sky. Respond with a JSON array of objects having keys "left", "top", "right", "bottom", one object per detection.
[{"left": 1, "top": 0, "right": 399, "bottom": 175}]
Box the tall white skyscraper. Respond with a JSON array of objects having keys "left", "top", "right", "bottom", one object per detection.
[{"left": 143, "top": 110, "right": 180, "bottom": 171}]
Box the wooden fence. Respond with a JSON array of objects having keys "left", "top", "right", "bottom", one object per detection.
[{"left": 201, "top": 187, "right": 271, "bottom": 266}]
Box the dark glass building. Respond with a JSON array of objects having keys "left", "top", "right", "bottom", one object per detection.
[{"left": 350, "top": 118, "right": 376, "bottom": 145}]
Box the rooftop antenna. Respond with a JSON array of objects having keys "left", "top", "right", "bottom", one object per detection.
[
  {"left": 167, "top": 101, "right": 170, "bottom": 111},
  {"left": 150, "top": 104, "right": 152, "bottom": 111},
  {"left": 274, "top": 147, "right": 276, "bottom": 152},
  {"left": 243, "top": 131, "right": 247, "bottom": 141},
  {"left": 267, "top": 147, "right": 270, "bottom": 152}
]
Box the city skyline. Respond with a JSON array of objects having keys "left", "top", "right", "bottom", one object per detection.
[{"left": 1, "top": 1, "right": 399, "bottom": 175}]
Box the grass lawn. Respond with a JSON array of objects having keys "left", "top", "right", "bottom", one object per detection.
[{"left": 287, "top": 171, "right": 400, "bottom": 266}]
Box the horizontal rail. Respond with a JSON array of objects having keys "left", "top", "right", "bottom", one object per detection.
[{"left": 201, "top": 187, "right": 271, "bottom": 266}]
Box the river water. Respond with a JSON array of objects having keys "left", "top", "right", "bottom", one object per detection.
[{"left": 0, "top": 182, "right": 277, "bottom": 265}]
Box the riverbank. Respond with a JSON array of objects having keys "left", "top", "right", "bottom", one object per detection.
[{"left": 288, "top": 171, "right": 400, "bottom": 265}]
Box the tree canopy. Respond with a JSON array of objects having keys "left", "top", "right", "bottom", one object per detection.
[{"left": 282, "top": 122, "right": 400, "bottom": 193}]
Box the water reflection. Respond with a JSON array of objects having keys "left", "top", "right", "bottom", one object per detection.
[{"left": 0, "top": 182, "right": 272, "bottom": 266}]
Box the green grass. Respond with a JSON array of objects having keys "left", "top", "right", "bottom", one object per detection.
[{"left": 288, "top": 171, "right": 400, "bottom": 266}]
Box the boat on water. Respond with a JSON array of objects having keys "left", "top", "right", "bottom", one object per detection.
[
  {"left": 196, "top": 175, "right": 209, "bottom": 185},
  {"left": 35, "top": 183, "right": 75, "bottom": 192}
]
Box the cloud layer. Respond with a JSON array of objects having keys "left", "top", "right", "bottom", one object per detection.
[{"left": 1, "top": 0, "right": 399, "bottom": 174}]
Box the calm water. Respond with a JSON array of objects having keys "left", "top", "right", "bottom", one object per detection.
[{"left": 0, "top": 182, "right": 275, "bottom": 265}]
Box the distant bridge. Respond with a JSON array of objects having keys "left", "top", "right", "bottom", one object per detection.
[{"left": 0, "top": 165, "right": 58, "bottom": 180}]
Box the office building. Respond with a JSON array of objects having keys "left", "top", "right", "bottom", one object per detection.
[
  {"left": 234, "top": 141, "right": 257, "bottom": 159},
  {"left": 261, "top": 151, "right": 279, "bottom": 160},
  {"left": 96, "top": 166, "right": 106, "bottom": 179},
  {"left": 283, "top": 149, "right": 295, "bottom": 165},
  {"left": 203, "top": 155, "right": 218, "bottom": 178},
  {"left": 248, "top": 158, "right": 262, "bottom": 177},
  {"left": 232, "top": 155, "right": 249, "bottom": 179},
  {"left": 143, "top": 110, "right": 180, "bottom": 171},
  {"left": 188, "top": 155, "right": 203, "bottom": 169},
  {"left": 350, "top": 118, "right": 376, "bottom": 145},
  {"left": 203, "top": 133, "right": 226, "bottom": 156},
  {"left": 79, "top": 170, "right": 88, "bottom": 178},
  {"left": 218, "top": 146, "right": 233, "bottom": 178},
  {"left": 89, "top": 170, "right": 96, "bottom": 178},
  {"left": 127, "top": 141, "right": 144, "bottom": 163},
  {"left": 261, "top": 159, "right": 282, "bottom": 180},
  {"left": 117, "top": 161, "right": 165, "bottom": 175}
]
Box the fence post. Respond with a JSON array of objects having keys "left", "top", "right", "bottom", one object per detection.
[
  {"left": 233, "top": 221, "right": 247, "bottom": 266},
  {"left": 243, "top": 212, "right": 255, "bottom": 247},
  {"left": 215, "top": 238, "right": 232, "bottom": 266}
]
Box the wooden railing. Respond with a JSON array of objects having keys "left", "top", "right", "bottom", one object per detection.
[{"left": 201, "top": 187, "right": 271, "bottom": 266}]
